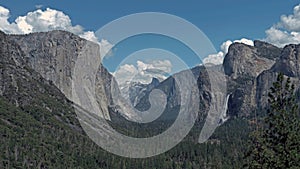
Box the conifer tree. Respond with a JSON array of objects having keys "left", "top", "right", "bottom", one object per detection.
[{"left": 245, "top": 73, "right": 300, "bottom": 169}]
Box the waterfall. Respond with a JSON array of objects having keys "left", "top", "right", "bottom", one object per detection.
[{"left": 219, "top": 94, "right": 230, "bottom": 124}]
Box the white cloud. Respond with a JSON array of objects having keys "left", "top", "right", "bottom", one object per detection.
[
  {"left": 203, "top": 38, "right": 253, "bottom": 65},
  {"left": 265, "top": 4, "right": 300, "bottom": 47},
  {"left": 204, "top": 4, "right": 300, "bottom": 64},
  {"left": 265, "top": 27, "right": 300, "bottom": 47},
  {"left": 16, "top": 8, "right": 83, "bottom": 34},
  {"left": 79, "top": 31, "right": 99, "bottom": 44},
  {"left": 137, "top": 60, "right": 171, "bottom": 74},
  {"left": 0, "top": 6, "right": 9, "bottom": 17},
  {"left": 279, "top": 4, "right": 300, "bottom": 32},
  {"left": 114, "top": 60, "right": 172, "bottom": 85},
  {"left": 220, "top": 40, "right": 233, "bottom": 54},
  {"left": 79, "top": 32, "right": 114, "bottom": 59},
  {"left": 234, "top": 38, "right": 254, "bottom": 46},
  {"left": 0, "top": 7, "right": 83, "bottom": 34},
  {"left": 0, "top": 6, "right": 20, "bottom": 33},
  {"left": 0, "top": 6, "right": 114, "bottom": 59},
  {"left": 203, "top": 52, "right": 224, "bottom": 65},
  {"left": 114, "top": 64, "right": 138, "bottom": 85},
  {"left": 99, "top": 39, "right": 114, "bottom": 58}
]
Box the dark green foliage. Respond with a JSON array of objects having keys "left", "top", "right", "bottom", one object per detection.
[
  {"left": 0, "top": 93, "right": 252, "bottom": 168},
  {"left": 244, "top": 73, "right": 300, "bottom": 169},
  {"left": 0, "top": 38, "right": 250, "bottom": 168}
]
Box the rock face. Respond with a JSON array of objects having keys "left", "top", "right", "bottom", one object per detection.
[
  {"left": 135, "top": 76, "right": 179, "bottom": 113},
  {"left": 256, "top": 44, "right": 300, "bottom": 109},
  {"left": 224, "top": 41, "right": 300, "bottom": 117},
  {"left": 2, "top": 29, "right": 300, "bottom": 123},
  {"left": 118, "top": 77, "right": 160, "bottom": 107},
  {"left": 223, "top": 41, "right": 277, "bottom": 79},
  {"left": 0, "top": 30, "right": 72, "bottom": 114},
  {"left": 272, "top": 44, "right": 300, "bottom": 77},
  {"left": 129, "top": 77, "right": 160, "bottom": 107},
  {"left": 134, "top": 66, "right": 212, "bottom": 122},
  {"left": 220, "top": 41, "right": 283, "bottom": 116},
  {"left": 133, "top": 40, "right": 300, "bottom": 121},
  {"left": 7, "top": 30, "right": 114, "bottom": 120},
  {"left": 223, "top": 42, "right": 277, "bottom": 116}
]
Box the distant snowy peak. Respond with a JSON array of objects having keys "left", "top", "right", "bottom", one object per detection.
[{"left": 119, "top": 77, "right": 160, "bottom": 107}]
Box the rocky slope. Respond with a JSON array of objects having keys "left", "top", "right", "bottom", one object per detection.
[
  {"left": 256, "top": 44, "right": 300, "bottom": 109},
  {"left": 0, "top": 29, "right": 95, "bottom": 168},
  {"left": 1, "top": 29, "right": 300, "bottom": 128},
  {"left": 7, "top": 30, "right": 114, "bottom": 120},
  {"left": 0, "top": 31, "right": 69, "bottom": 111},
  {"left": 224, "top": 41, "right": 300, "bottom": 117},
  {"left": 1, "top": 29, "right": 300, "bottom": 168},
  {"left": 134, "top": 40, "right": 300, "bottom": 122},
  {"left": 223, "top": 40, "right": 279, "bottom": 116},
  {"left": 119, "top": 77, "right": 160, "bottom": 107}
]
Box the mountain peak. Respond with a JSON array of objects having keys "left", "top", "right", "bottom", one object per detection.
[
  {"left": 254, "top": 40, "right": 281, "bottom": 60},
  {"left": 272, "top": 44, "right": 300, "bottom": 77},
  {"left": 254, "top": 40, "right": 276, "bottom": 48},
  {"left": 150, "top": 77, "right": 160, "bottom": 86},
  {"left": 223, "top": 42, "right": 274, "bottom": 78}
]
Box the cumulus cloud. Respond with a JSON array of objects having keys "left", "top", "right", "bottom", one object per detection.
[
  {"left": 203, "top": 38, "right": 253, "bottom": 65},
  {"left": 99, "top": 39, "right": 114, "bottom": 58},
  {"left": 114, "top": 64, "right": 138, "bottom": 85},
  {"left": 0, "top": 7, "right": 83, "bottom": 34},
  {"left": 79, "top": 31, "right": 99, "bottom": 43},
  {"left": 279, "top": 5, "right": 300, "bottom": 32},
  {"left": 0, "top": 6, "right": 20, "bottom": 33},
  {"left": 204, "top": 4, "right": 300, "bottom": 64},
  {"left": 265, "top": 4, "right": 300, "bottom": 47},
  {"left": 114, "top": 60, "right": 172, "bottom": 85},
  {"left": 203, "top": 52, "right": 224, "bottom": 65},
  {"left": 79, "top": 32, "right": 114, "bottom": 59},
  {"left": 220, "top": 40, "right": 233, "bottom": 54},
  {"left": 233, "top": 38, "right": 254, "bottom": 46},
  {"left": 0, "top": 6, "right": 114, "bottom": 59}
]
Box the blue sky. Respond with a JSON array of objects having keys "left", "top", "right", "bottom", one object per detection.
[
  {"left": 1, "top": 0, "right": 300, "bottom": 83},
  {"left": 0, "top": 0, "right": 299, "bottom": 48}
]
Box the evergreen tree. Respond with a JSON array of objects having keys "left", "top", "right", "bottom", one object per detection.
[{"left": 244, "top": 73, "right": 300, "bottom": 168}]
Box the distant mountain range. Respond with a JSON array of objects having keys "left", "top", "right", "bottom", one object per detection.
[
  {"left": 4, "top": 30, "right": 300, "bottom": 121},
  {"left": 132, "top": 39, "right": 300, "bottom": 123},
  {"left": 1, "top": 30, "right": 300, "bottom": 168}
]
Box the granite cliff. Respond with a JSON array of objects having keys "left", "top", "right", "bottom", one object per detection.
[
  {"left": 1, "top": 29, "right": 300, "bottom": 130},
  {"left": 7, "top": 30, "right": 115, "bottom": 120},
  {"left": 134, "top": 40, "right": 300, "bottom": 122},
  {"left": 1, "top": 29, "right": 300, "bottom": 168}
]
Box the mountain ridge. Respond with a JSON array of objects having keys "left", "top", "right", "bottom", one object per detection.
[
  {"left": 1, "top": 29, "right": 300, "bottom": 168},
  {"left": 2, "top": 29, "right": 300, "bottom": 122}
]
